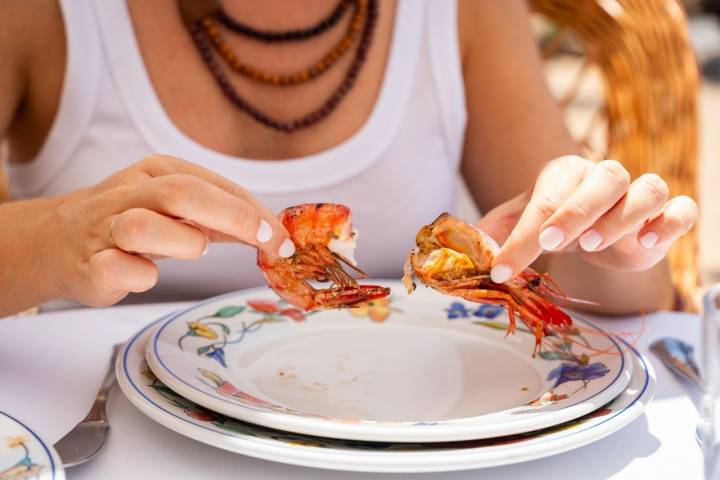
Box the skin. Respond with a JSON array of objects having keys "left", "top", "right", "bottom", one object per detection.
[{"left": 0, "top": 0, "right": 697, "bottom": 317}]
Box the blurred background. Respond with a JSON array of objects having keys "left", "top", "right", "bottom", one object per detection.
[{"left": 456, "top": 0, "right": 720, "bottom": 308}]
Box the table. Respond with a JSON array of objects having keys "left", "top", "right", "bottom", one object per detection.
[{"left": 0, "top": 304, "right": 703, "bottom": 479}]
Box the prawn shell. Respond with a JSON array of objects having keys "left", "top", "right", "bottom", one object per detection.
[
  {"left": 258, "top": 203, "right": 390, "bottom": 312},
  {"left": 405, "top": 212, "right": 574, "bottom": 353},
  {"left": 279, "top": 203, "right": 352, "bottom": 249},
  {"left": 415, "top": 212, "right": 498, "bottom": 274}
]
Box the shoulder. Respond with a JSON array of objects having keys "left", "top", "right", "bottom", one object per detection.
[{"left": 456, "top": 0, "right": 536, "bottom": 67}]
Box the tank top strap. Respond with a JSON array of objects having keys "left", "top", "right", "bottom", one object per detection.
[
  {"left": 8, "top": 0, "right": 102, "bottom": 197},
  {"left": 425, "top": 0, "right": 467, "bottom": 168}
]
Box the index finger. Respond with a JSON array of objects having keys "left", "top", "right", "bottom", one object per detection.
[
  {"left": 491, "top": 156, "right": 587, "bottom": 282},
  {"left": 135, "top": 155, "right": 294, "bottom": 257},
  {"left": 137, "top": 155, "right": 264, "bottom": 203},
  {"left": 130, "top": 174, "right": 293, "bottom": 258}
]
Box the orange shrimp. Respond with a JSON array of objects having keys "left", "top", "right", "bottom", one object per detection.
[
  {"left": 402, "top": 212, "right": 575, "bottom": 354},
  {"left": 257, "top": 203, "right": 390, "bottom": 311}
]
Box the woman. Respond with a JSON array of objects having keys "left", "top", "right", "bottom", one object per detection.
[{"left": 0, "top": 0, "right": 697, "bottom": 316}]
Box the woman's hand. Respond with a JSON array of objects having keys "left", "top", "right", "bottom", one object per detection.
[
  {"left": 476, "top": 155, "right": 698, "bottom": 283},
  {"left": 40, "top": 155, "right": 294, "bottom": 307}
]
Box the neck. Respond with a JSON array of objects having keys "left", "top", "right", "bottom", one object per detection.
[{"left": 220, "top": 0, "right": 342, "bottom": 30}]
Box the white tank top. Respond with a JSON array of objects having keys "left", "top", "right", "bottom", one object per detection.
[{"left": 9, "top": 0, "right": 467, "bottom": 302}]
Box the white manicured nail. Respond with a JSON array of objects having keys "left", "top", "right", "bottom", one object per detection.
[
  {"left": 640, "top": 231, "right": 658, "bottom": 249},
  {"left": 278, "top": 239, "right": 296, "bottom": 258},
  {"left": 201, "top": 234, "right": 209, "bottom": 256},
  {"left": 579, "top": 229, "right": 603, "bottom": 252},
  {"left": 490, "top": 264, "right": 513, "bottom": 284},
  {"left": 539, "top": 226, "right": 565, "bottom": 251},
  {"left": 256, "top": 219, "right": 273, "bottom": 243}
]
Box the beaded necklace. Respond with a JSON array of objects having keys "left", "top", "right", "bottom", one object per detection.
[
  {"left": 181, "top": 0, "right": 378, "bottom": 133},
  {"left": 200, "top": 1, "right": 365, "bottom": 86}
]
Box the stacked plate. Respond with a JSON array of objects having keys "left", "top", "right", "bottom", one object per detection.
[{"left": 116, "top": 280, "right": 654, "bottom": 473}]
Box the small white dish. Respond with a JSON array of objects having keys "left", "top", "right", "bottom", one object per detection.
[
  {"left": 146, "top": 281, "right": 633, "bottom": 442},
  {"left": 119, "top": 318, "right": 654, "bottom": 473},
  {"left": 0, "top": 411, "right": 65, "bottom": 480}
]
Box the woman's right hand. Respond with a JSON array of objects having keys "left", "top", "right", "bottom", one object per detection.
[{"left": 41, "top": 155, "right": 294, "bottom": 307}]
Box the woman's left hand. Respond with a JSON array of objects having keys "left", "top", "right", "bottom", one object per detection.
[{"left": 477, "top": 155, "right": 698, "bottom": 284}]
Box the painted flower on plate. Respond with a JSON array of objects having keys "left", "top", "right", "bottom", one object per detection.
[
  {"left": 249, "top": 299, "right": 305, "bottom": 321},
  {"left": 187, "top": 321, "right": 218, "bottom": 340},
  {"left": 205, "top": 347, "right": 227, "bottom": 368},
  {"left": 247, "top": 299, "right": 280, "bottom": 313},
  {"left": 446, "top": 302, "right": 472, "bottom": 319},
  {"left": 0, "top": 436, "right": 43, "bottom": 480},
  {"left": 547, "top": 362, "right": 610, "bottom": 388},
  {"left": 199, "top": 368, "right": 274, "bottom": 408},
  {"left": 473, "top": 304, "right": 503, "bottom": 319},
  {"left": 279, "top": 308, "right": 305, "bottom": 322},
  {"left": 185, "top": 408, "right": 216, "bottom": 422},
  {"left": 6, "top": 436, "right": 28, "bottom": 449},
  {"left": 527, "top": 392, "right": 570, "bottom": 407},
  {"left": 142, "top": 369, "right": 158, "bottom": 382},
  {"left": 0, "top": 463, "right": 43, "bottom": 479},
  {"left": 447, "top": 302, "right": 503, "bottom": 320}
]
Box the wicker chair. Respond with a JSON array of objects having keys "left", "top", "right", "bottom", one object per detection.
[
  {"left": 530, "top": 0, "right": 700, "bottom": 311},
  {"left": 0, "top": 0, "right": 700, "bottom": 309}
]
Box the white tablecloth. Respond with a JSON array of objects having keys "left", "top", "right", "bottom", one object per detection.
[{"left": 0, "top": 304, "right": 703, "bottom": 479}]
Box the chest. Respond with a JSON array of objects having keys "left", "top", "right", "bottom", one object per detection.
[
  {"left": 127, "top": 0, "right": 396, "bottom": 160},
  {"left": 10, "top": 0, "right": 467, "bottom": 209}
]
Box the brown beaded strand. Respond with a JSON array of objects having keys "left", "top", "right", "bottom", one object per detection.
[
  {"left": 187, "top": 0, "right": 377, "bottom": 133},
  {"left": 201, "top": 0, "right": 366, "bottom": 86},
  {"left": 215, "top": 0, "right": 351, "bottom": 43}
]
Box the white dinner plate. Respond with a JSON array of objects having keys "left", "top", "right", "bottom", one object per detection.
[
  {"left": 119, "top": 318, "right": 653, "bottom": 473},
  {"left": 0, "top": 410, "right": 65, "bottom": 480},
  {"left": 146, "top": 281, "right": 633, "bottom": 442}
]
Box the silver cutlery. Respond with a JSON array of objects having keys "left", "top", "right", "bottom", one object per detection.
[
  {"left": 53, "top": 344, "right": 122, "bottom": 467},
  {"left": 650, "top": 337, "right": 702, "bottom": 388},
  {"left": 650, "top": 337, "right": 703, "bottom": 445}
]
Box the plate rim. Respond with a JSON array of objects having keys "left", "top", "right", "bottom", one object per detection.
[
  {"left": 0, "top": 409, "right": 65, "bottom": 480},
  {"left": 118, "top": 317, "right": 654, "bottom": 473},
  {"left": 146, "top": 282, "right": 633, "bottom": 442}
]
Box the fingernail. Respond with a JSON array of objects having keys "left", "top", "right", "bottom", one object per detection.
[
  {"left": 256, "top": 219, "right": 273, "bottom": 243},
  {"left": 640, "top": 231, "right": 658, "bottom": 249},
  {"left": 201, "top": 234, "right": 209, "bottom": 256},
  {"left": 490, "top": 264, "right": 513, "bottom": 284},
  {"left": 539, "top": 226, "right": 565, "bottom": 251},
  {"left": 278, "top": 239, "right": 296, "bottom": 258},
  {"left": 579, "top": 229, "right": 603, "bottom": 252}
]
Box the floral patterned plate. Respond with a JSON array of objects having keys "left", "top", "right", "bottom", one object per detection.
[
  {"left": 146, "top": 281, "right": 633, "bottom": 442},
  {"left": 0, "top": 411, "right": 65, "bottom": 480},
  {"left": 120, "top": 318, "right": 653, "bottom": 473}
]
